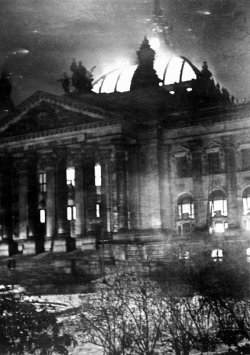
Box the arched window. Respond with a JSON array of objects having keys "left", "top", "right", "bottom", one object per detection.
[
  {"left": 177, "top": 194, "right": 194, "bottom": 219},
  {"left": 209, "top": 190, "right": 227, "bottom": 217},
  {"left": 246, "top": 248, "right": 250, "bottom": 262},
  {"left": 243, "top": 187, "right": 250, "bottom": 216}
]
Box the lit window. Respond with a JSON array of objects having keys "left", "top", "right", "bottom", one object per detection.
[
  {"left": 244, "top": 220, "right": 250, "bottom": 231},
  {"left": 179, "top": 251, "right": 190, "bottom": 260},
  {"left": 178, "top": 195, "right": 194, "bottom": 219},
  {"left": 209, "top": 190, "right": 227, "bottom": 217},
  {"left": 95, "top": 164, "right": 101, "bottom": 187},
  {"left": 211, "top": 249, "right": 223, "bottom": 262},
  {"left": 96, "top": 204, "right": 100, "bottom": 218},
  {"left": 243, "top": 187, "right": 250, "bottom": 216},
  {"left": 66, "top": 167, "right": 75, "bottom": 186},
  {"left": 214, "top": 221, "right": 224, "bottom": 233},
  {"left": 39, "top": 209, "right": 46, "bottom": 224},
  {"left": 246, "top": 248, "right": 250, "bottom": 262},
  {"left": 39, "top": 173, "right": 46, "bottom": 193},
  {"left": 67, "top": 206, "right": 76, "bottom": 221}
]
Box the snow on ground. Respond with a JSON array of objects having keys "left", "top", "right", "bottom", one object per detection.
[{"left": 69, "top": 344, "right": 103, "bottom": 355}]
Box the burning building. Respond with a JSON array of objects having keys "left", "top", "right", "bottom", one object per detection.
[{"left": 0, "top": 39, "right": 249, "bottom": 264}]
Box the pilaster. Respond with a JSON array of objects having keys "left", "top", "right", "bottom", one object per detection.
[
  {"left": 127, "top": 146, "right": 141, "bottom": 229},
  {"left": 224, "top": 139, "right": 238, "bottom": 226},
  {"left": 0, "top": 156, "right": 16, "bottom": 256},
  {"left": 138, "top": 140, "right": 161, "bottom": 229}
]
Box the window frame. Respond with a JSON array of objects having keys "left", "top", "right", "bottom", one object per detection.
[
  {"left": 209, "top": 190, "right": 228, "bottom": 217},
  {"left": 177, "top": 195, "right": 194, "bottom": 219},
  {"left": 66, "top": 167, "right": 75, "bottom": 187},
  {"left": 67, "top": 206, "right": 76, "bottom": 221},
  {"left": 38, "top": 172, "right": 46, "bottom": 193},
  {"left": 207, "top": 151, "right": 220, "bottom": 174}
]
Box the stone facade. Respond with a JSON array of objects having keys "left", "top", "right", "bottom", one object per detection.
[{"left": 0, "top": 81, "right": 250, "bottom": 263}]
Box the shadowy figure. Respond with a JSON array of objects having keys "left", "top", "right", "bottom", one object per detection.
[
  {"left": 0, "top": 71, "right": 14, "bottom": 111},
  {"left": 70, "top": 59, "right": 95, "bottom": 93},
  {"left": 57, "top": 72, "right": 70, "bottom": 94}
]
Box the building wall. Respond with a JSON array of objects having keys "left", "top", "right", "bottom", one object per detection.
[{"left": 1, "top": 98, "right": 250, "bottom": 261}]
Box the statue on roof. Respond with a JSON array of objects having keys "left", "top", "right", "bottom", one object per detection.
[
  {"left": 201, "top": 61, "right": 212, "bottom": 80},
  {"left": 57, "top": 72, "right": 70, "bottom": 94},
  {"left": 69, "top": 59, "right": 95, "bottom": 93},
  {"left": 130, "top": 37, "right": 161, "bottom": 91},
  {"left": 0, "top": 70, "right": 14, "bottom": 111}
]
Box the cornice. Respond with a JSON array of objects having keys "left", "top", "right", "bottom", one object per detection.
[{"left": 0, "top": 119, "right": 122, "bottom": 147}]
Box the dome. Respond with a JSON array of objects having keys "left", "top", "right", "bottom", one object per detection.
[{"left": 93, "top": 56, "right": 200, "bottom": 94}]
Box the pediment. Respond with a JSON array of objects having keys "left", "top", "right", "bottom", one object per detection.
[
  {"left": 0, "top": 91, "right": 115, "bottom": 139},
  {"left": 204, "top": 140, "right": 222, "bottom": 151},
  {"left": 171, "top": 145, "right": 190, "bottom": 156}
]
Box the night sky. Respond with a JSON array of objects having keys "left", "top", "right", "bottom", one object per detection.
[{"left": 1, "top": 0, "right": 250, "bottom": 104}]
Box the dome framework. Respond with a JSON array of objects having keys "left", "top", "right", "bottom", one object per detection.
[{"left": 93, "top": 56, "right": 200, "bottom": 94}]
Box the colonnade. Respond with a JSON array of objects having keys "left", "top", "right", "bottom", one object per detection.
[{"left": 0, "top": 146, "right": 130, "bottom": 255}]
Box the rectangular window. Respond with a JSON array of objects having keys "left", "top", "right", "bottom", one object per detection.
[
  {"left": 208, "top": 152, "right": 220, "bottom": 174},
  {"left": 95, "top": 164, "right": 102, "bottom": 186},
  {"left": 176, "top": 156, "right": 189, "bottom": 178},
  {"left": 67, "top": 206, "right": 76, "bottom": 221},
  {"left": 96, "top": 204, "right": 100, "bottom": 218},
  {"left": 214, "top": 222, "right": 224, "bottom": 233},
  {"left": 242, "top": 148, "right": 250, "bottom": 170},
  {"left": 66, "top": 167, "right": 75, "bottom": 186},
  {"left": 39, "top": 173, "right": 46, "bottom": 192},
  {"left": 210, "top": 200, "right": 227, "bottom": 217},
  {"left": 39, "top": 209, "right": 46, "bottom": 224}
]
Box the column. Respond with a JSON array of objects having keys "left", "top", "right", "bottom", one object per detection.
[
  {"left": 102, "top": 153, "right": 112, "bottom": 234},
  {"left": 75, "top": 154, "right": 86, "bottom": 249},
  {"left": 110, "top": 147, "right": 129, "bottom": 236},
  {"left": 110, "top": 149, "right": 118, "bottom": 233},
  {"left": 18, "top": 155, "right": 37, "bottom": 255},
  {"left": 27, "top": 155, "right": 39, "bottom": 239},
  {"left": 99, "top": 150, "right": 115, "bottom": 236},
  {"left": 16, "top": 159, "right": 31, "bottom": 254},
  {"left": 45, "top": 158, "right": 56, "bottom": 251},
  {"left": 1, "top": 157, "right": 12, "bottom": 240},
  {"left": 54, "top": 150, "right": 69, "bottom": 252},
  {"left": 127, "top": 147, "right": 141, "bottom": 229},
  {"left": 0, "top": 170, "right": 3, "bottom": 241},
  {"left": 0, "top": 157, "right": 14, "bottom": 256},
  {"left": 116, "top": 148, "right": 128, "bottom": 231},
  {"left": 18, "top": 162, "right": 28, "bottom": 240}
]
